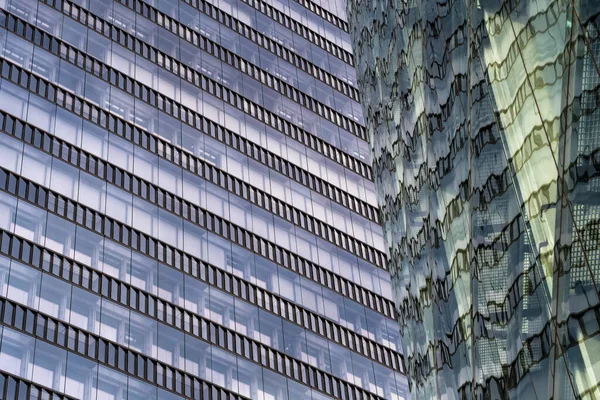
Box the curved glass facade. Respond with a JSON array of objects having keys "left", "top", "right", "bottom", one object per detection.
[
  {"left": 348, "top": 0, "right": 600, "bottom": 398},
  {"left": 0, "top": 0, "right": 409, "bottom": 398}
]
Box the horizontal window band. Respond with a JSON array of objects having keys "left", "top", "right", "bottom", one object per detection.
[
  {"left": 0, "top": 9, "right": 383, "bottom": 265},
  {"left": 0, "top": 370, "right": 76, "bottom": 400},
  {"left": 70, "top": 0, "right": 368, "bottom": 146},
  {"left": 0, "top": 297, "right": 251, "bottom": 400},
  {"left": 0, "top": 10, "right": 377, "bottom": 220},
  {"left": 0, "top": 169, "right": 404, "bottom": 373},
  {"left": 291, "top": 0, "right": 350, "bottom": 33},
  {"left": 0, "top": 59, "right": 396, "bottom": 319},
  {"left": 160, "top": 0, "right": 360, "bottom": 100},
  {"left": 0, "top": 54, "right": 381, "bottom": 279},
  {"left": 4, "top": 4, "right": 370, "bottom": 178},
  {"left": 0, "top": 37, "right": 377, "bottom": 233},
  {"left": 237, "top": 0, "right": 354, "bottom": 66},
  {"left": 0, "top": 229, "right": 394, "bottom": 398},
  {"left": 0, "top": 113, "right": 400, "bottom": 365},
  {"left": 0, "top": 109, "right": 386, "bottom": 277},
  {"left": 44, "top": 0, "right": 357, "bottom": 103}
]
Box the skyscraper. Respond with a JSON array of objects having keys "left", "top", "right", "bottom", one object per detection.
[
  {"left": 0, "top": 0, "right": 409, "bottom": 398},
  {"left": 348, "top": 0, "right": 600, "bottom": 398}
]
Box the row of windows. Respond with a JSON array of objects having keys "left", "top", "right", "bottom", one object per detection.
[
  {"left": 0, "top": 297, "right": 251, "bottom": 400},
  {"left": 116, "top": 0, "right": 367, "bottom": 141},
  {"left": 290, "top": 0, "right": 350, "bottom": 34},
  {"left": 115, "top": 0, "right": 362, "bottom": 101},
  {"left": 5, "top": 5, "right": 372, "bottom": 183},
  {"left": 64, "top": 0, "right": 370, "bottom": 151},
  {"left": 238, "top": 0, "right": 354, "bottom": 66},
  {"left": 0, "top": 19, "right": 378, "bottom": 224},
  {"left": 0, "top": 123, "right": 402, "bottom": 375},
  {"left": 0, "top": 371, "right": 75, "bottom": 400},
  {"left": 191, "top": 0, "right": 358, "bottom": 96},
  {"left": 0, "top": 30, "right": 382, "bottom": 258},
  {"left": 2, "top": 11, "right": 383, "bottom": 258},
  {"left": 0, "top": 58, "right": 397, "bottom": 322},
  {"left": 0, "top": 167, "right": 403, "bottom": 372},
  {"left": 14, "top": 5, "right": 375, "bottom": 209},
  {"left": 0, "top": 110, "right": 387, "bottom": 295},
  {"left": 0, "top": 230, "right": 392, "bottom": 399}
]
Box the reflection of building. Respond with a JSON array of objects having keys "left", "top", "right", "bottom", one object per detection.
[
  {"left": 348, "top": 0, "right": 600, "bottom": 398},
  {"left": 0, "top": 0, "right": 409, "bottom": 398}
]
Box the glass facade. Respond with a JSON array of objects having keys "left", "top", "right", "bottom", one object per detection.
[
  {"left": 0, "top": 0, "right": 409, "bottom": 398},
  {"left": 348, "top": 0, "right": 600, "bottom": 398}
]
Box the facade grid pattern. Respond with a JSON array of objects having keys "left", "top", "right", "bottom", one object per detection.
[
  {"left": 348, "top": 0, "right": 600, "bottom": 398},
  {"left": 0, "top": 0, "right": 410, "bottom": 399}
]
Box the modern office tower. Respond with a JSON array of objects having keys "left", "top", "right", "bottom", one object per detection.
[
  {"left": 348, "top": 0, "right": 600, "bottom": 398},
  {"left": 0, "top": 0, "right": 410, "bottom": 398}
]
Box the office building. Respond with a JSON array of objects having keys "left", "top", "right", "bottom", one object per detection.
[
  {"left": 0, "top": 0, "right": 408, "bottom": 398},
  {"left": 348, "top": 0, "right": 600, "bottom": 398}
]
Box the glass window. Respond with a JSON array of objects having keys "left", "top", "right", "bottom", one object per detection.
[
  {"left": 158, "top": 159, "right": 183, "bottom": 197},
  {"left": 0, "top": 327, "right": 35, "bottom": 380},
  {"left": 77, "top": 172, "right": 107, "bottom": 215},
  {"left": 127, "top": 377, "right": 157, "bottom": 400},
  {"left": 158, "top": 263, "right": 183, "bottom": 305},
  {"left": 183, "top": 273, "right": 209, "bottom": 315},
  {"left": 0, "top": 255, "right": 10, "bottom": 298},
  {"left": 82, "top": 120, "right": 109, "bottom": 160},
  {"left": 98, "top": 300, "right": 130, "bottom": 343},
  {"left": 94, "top": 364, "right": 128, "bottom": 400},
  {"left": 0, "top": 134, "right": 24, "bottom": 174},
  {"left": 49, "top": 158, "right": 80, "bottom": 199},
  {"left": 132, "top": 146, "right": 158, "bottom": 185},
  {"left": 233, "top": 298, "right": 258, "bottom": 337},
  {"left": 128, "top": 311, "right": 157, "bottom": 359},
  {"left": 261, "top": 369, "right": 288, "bottom": 400},
  {"left": 39, "top": 273, "right": 71, "bottom": 320},
  {"left": 108, "top": 135, "right": 134, "bottom": 173},
  {"left": 54, "top": 105, "right": 84, "bottom": 146},
  {"left": 329, "top": 341, "right": 354, "bottom": 384},
  {"left": 350, "top": 352, "right": 376, "bottom": 391},
  {"left": 157, "top": 388, "right": 182, "bottom": 400},
  {"left": 210, "top": 346, "right": 238, "bottom": 392},
  {"left": 32, "top": 340, "right": 67, "bottom": 392},
  {"left": 64, "top": 352, "right": 97, "bottom": 399},
  {"left": 157, "top": 323, "right": 184, "bottom": 369},
  {"left": 184, "top": 335, "right": 212, "bottom": 380},
  {"left": 182, "top": 170, "right": 206, "bottom": 209},
  {"left": 70, "top": 286, "right": 101, "bottom": 334},
  {"left": 158, "top": 208, "right": 183, "bottom": 248},
  {"left": 97, "top": 238, "right": 129, "bottom": 281},
  {"left": 7, "top": 260, "right": 40, "bottom": 309},
  {"left": 58, "top": 61, "right": 86, "bottom": 97},
  {"left": 74, "top": 225, "right": 104, "bottom": 270},
  {"left": 281, "top": 320, "right": 307, "bottom": 361},
  {"left": 128, "top": 251, "right": 158, "bottom": 295},
  {"left": 305, "top": 331, "right": 332, "bottom": 373},
  {"left": 183, "top": 220, "right": 207, "bottom": 260},
  {"left": 44, "top": 213, "right": 76, "bottom": 258},
  {"left": 257, "top": 309, "right": 283, "bottom": 351},
  {"left": 288, "top": 378, "right": 312, "bottom": 399},
  {"left": 14, "top": 201, "right": 46, "bottom": 246},
  {"left": 208, "top": 287, "right": 234, "bottom": 328},
  {"left": 0, "top": 192, "right": 17, "bottom": 233},
  {"left": 132, "top": 197, "right": 158, "bottom": 238}
]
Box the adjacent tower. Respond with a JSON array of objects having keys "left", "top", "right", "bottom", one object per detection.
[
  {"left": 348, "top": 0, "right": 600, "bottom": 398},
  {"left": 0, "top": 0, "right": 408, "bottom": 398}
]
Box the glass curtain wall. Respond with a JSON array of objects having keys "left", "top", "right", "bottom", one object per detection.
[
  {"left": 348, "top": 0, "right": 600, "bottom": 398},
  {"left": 0, "top": 0, "right": 409, "bottom": 398}
]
